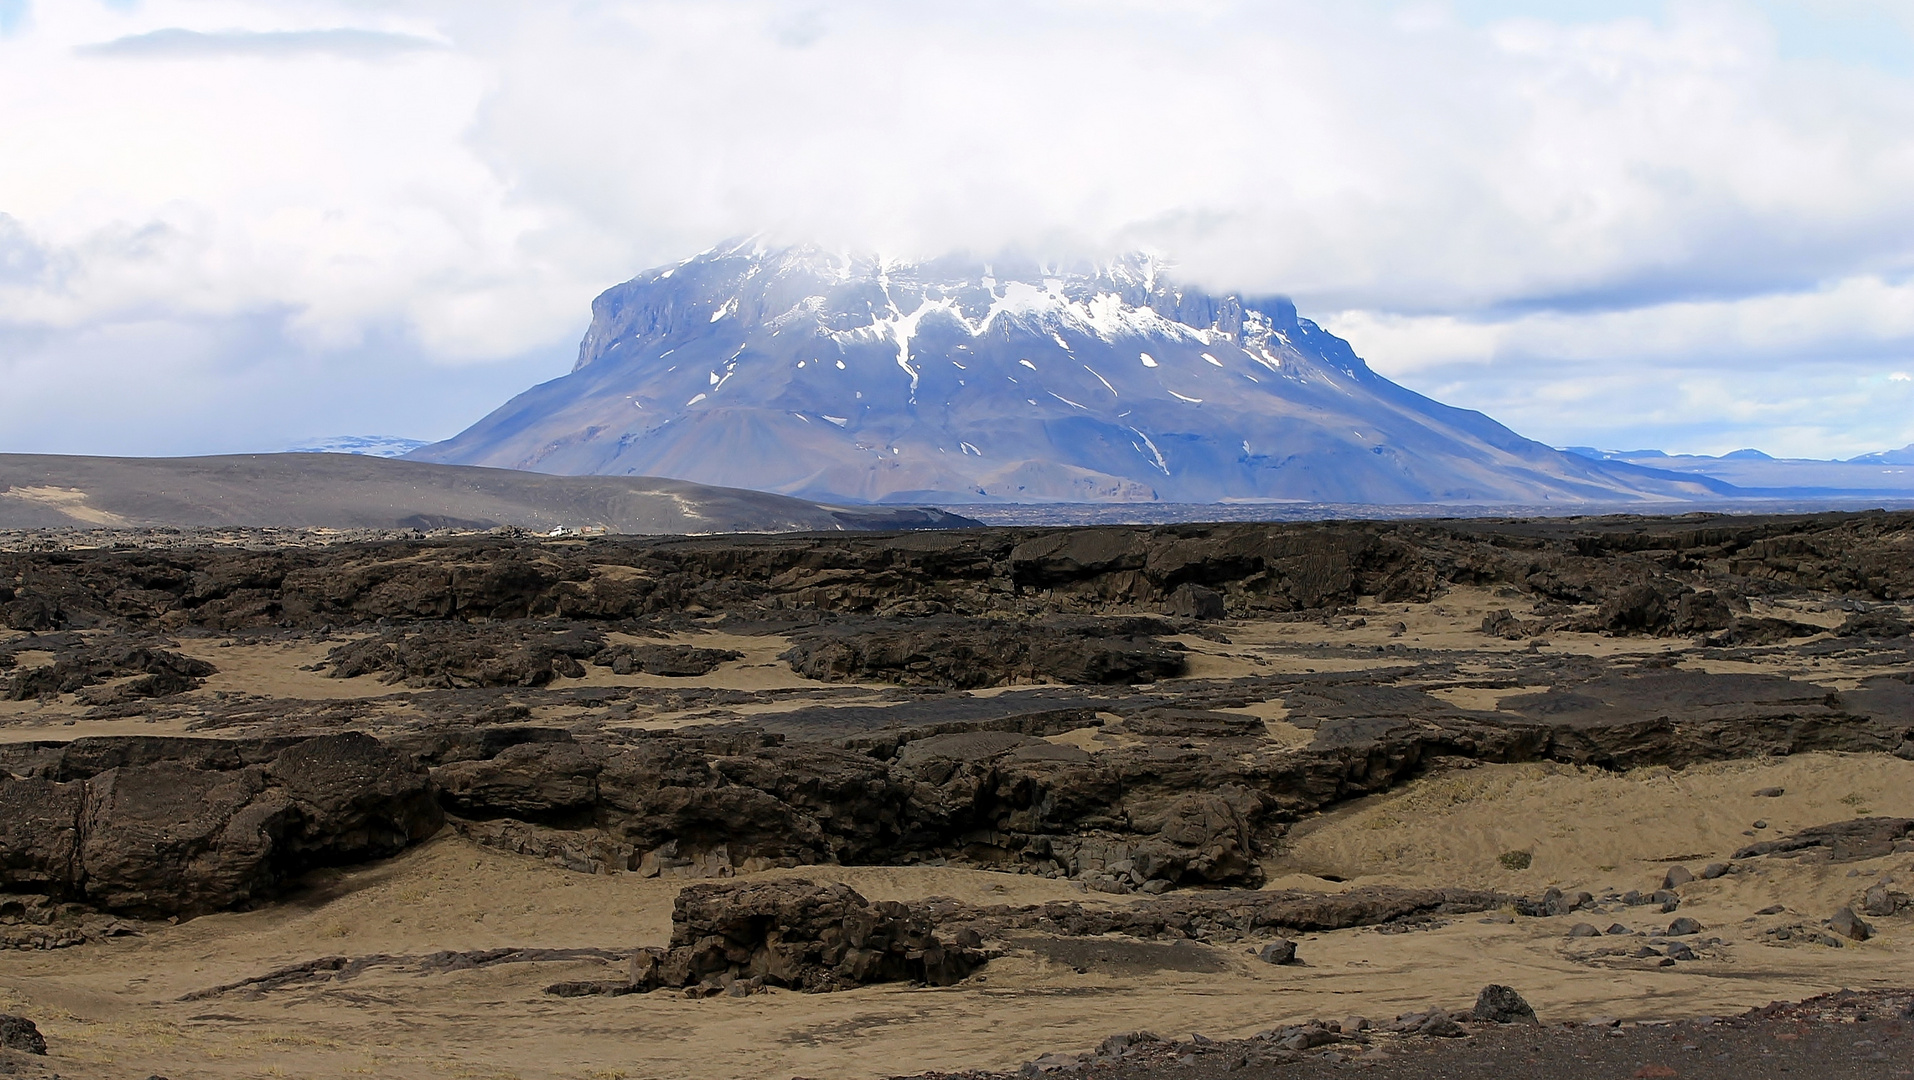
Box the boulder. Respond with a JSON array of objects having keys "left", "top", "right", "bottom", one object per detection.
[
  {"left": 0, "top": 1014, "right": 45, "bottom": 1055},
  {"left": 1863, "top": 883, "right": 1908, "bottom": 917},
  {"left": 1828, "top": 907, "right": 1873, "bottom": 942},
  {"left": 1255, "top": 939, "right": 1298, "bottom": 965},
  {"left": 1480, "top": 609, "right": 1530, "bottom": 640},
  {"left": 1165, "top": 584, "right": 1225, "bottom": 621},
  {"left": 1471, "top": 984, "right": 1536, "bottom": 1024},
  {"left": 623, "top": 879, "right": 989, "bottom": 994}
]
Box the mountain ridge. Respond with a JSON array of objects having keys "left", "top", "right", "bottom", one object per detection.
[
  {"left": 412, "top": 241, "right": 1737, "bottom": 505},
  {"left": 0, "top": 453, "right": 974, "bottom": 534}
]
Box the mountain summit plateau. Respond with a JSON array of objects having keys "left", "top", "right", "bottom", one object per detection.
[{"left": 414, "top": 242, "right": 1726, "bottom": 504}]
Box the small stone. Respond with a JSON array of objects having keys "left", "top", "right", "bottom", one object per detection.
[
  {"left": 1472, "top": 984, "right": 1537, "bottom": 1024},
  {"left": 1828, "top": 907, "right": 1873, "bottom": 941},
  {"left": 1700, "top": 862, "right": 1730, "bottom": 880},
  {"left": 1025, "top": 1050, "right": 1088, "bottom": 1074},
  {"left": 1667, "top": 917, "right": 1703, "bottom": 936},
  {"left": 1862, "top": 885, "right": 1907, "bottom": 917},
  {"left": 1568, "top": 923, "right": 1602, "bottom": 938},
  {"left": 1279, "top": 1027, "right": 1338, "bottom": 1051},
  {"left": 1755, "top": 905, "right": 1785, "bottom": 915},
  {"left": 1662, "top": 865, "right": 1694, "bottom": 890},
  {"left": 1256, "top": 939, "right": 1299, "bottom": 965},
  {"left": 1606, "top": 924, "right": 1632, "bottom": 935},
  {"left": 1752, "top": 820, "right": 1768, "bottom": 829},
  {"left": 1664, "top": 941, "right": 1698, "bottom": 961},
  {"left": 1752, "top": 786, "right": 1785, "bottom": 797},
  {"left": 0, "top": 1014, "right": 46, "bottom": 1055},
  {"left": 1342, "top": 1016, "right": 1369, "bottom": 1033},
  {"left": 1658, "top": 957, "right": 1676, "bottom": 967},
  {"left": 1586, "top": 1017, "right": 1621, "bottom": 1028},
  {"left": 1632, "top": 946, "right": 1662, "bottom": 958}
]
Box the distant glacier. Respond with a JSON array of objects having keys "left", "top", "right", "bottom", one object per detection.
[{"left": 290, "top": 435, "right": 429, "bottom": 458}]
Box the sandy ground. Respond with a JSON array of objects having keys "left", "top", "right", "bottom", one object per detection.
[
  {"left": 6, "top": 751, "right": 1911, "bottom": 1080},
  {"left": 5, "top": 592, "right": 1911, "bottom": 1078},
  {"left": 7, "top": 587, "right": 1904, "bottom": 741}
]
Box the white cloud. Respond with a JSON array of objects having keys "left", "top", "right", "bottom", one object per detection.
[
  {"left": 77, "top": 27, "right": 443, "bottom": 60},
  {"left": 1, "top": 0, "right": 1913, "bottom": 454}
]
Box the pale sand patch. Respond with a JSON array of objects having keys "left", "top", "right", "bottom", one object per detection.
[
  {"left": 568, "top": 631, "right": 843, "bottom": 693},
  {"left": 6, "top": 824, "right": 1912, "bottom": 1080},
  {"left": 169, "top": 637, "right": 393, "bottom": 702},
  {"left": 1746, "top": 598, "right": 1846, "bottom": 629},
  {"left": 0, "top": 486, "right": 131, "bottom": 527},
  {"left": 1214, "top": 701, "right": 1314, "bottom": 748},
  {"left": 1274, "top": 753, "right": 1914, "bottom": 894},
  {"left": 1425, "top": 684, "right": 1549, "bottom": 711},
  {"left": 1042, "top": 725, "right": 1146, "bottom": 753}
]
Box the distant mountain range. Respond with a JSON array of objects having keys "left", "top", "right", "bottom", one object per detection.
[
  {"left": 1563, "top": 445, "right": 1914, "bottom": 494},
  {"left": 1851, "top": 444, "right": 1914, "bottom": 466},
  {"left": 410, "top": 242, "right": 1751, "bottom": 505}
]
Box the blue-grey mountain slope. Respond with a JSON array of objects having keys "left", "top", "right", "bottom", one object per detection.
[{"left": 413, "top": 242, "right": 1733, "bottom": 505}]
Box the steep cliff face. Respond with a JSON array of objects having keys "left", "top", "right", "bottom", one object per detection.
[{"left": 414, "top": 242, "right": 1729, "bottom": 505}]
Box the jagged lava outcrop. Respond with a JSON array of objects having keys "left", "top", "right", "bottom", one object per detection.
[{"left": 413, "top": 243, "right": 1727, "bottom": 504}]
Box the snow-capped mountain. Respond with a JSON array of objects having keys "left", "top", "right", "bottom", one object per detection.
[{"left": 412, "top": 241, "right": 1731, "bottom": 504}]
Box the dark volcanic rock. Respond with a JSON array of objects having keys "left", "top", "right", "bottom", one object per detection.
[
  {"left": 1472, "top": 984, "right": 1537, "bottom": 1024},
  {"left": 1837, "top": 609, "right": 1912, "bottom": 639},
  {"left": 4, "top": 512, "right": 1912, "bottom": 633},
  {"left": 1255, "top": 939, "right": 1298, "bottom": 964},
  {"left": 590, "top": 643, "right": 741, "bottom": 677},
  {"left": 625, "top": 879, "right": 988, "bottom": 995},
  {"left": 0, "top": 734, "right": 441, "bottom": 917},
  {"left": 1828, "top": 907, "right": 1874, "bottom": 941},
  {"left": 1164, "top": 584, "right": 1225, "bottom": 620},
  {"left": 1734, "top": 818, "right": 1914, "bottom": 862},
  {"left": 932, "top": 886, "right": 1512, "bottom": 942},
  {"left": 431, "top": 726, "right": 1265, "bottom": 888},
  {"left": 1705, "top": 617, "right": 1824, "bottom": 647},
  {"left": 326, "top": 622, "right": 607, "bottom": 688},
  {"left": 780, "top": 615, "right": 1187, "bottom": 689},
  {"left": 3, "top": 642, "right": 214, "bottom": 702},
  {"left": 0, "top": 1014, "right": 46, "bottom": 1055}
]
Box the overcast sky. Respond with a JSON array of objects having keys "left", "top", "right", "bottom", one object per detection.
[{"left": 3, "top": 0, "right": 1912, "bottom": 458}]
